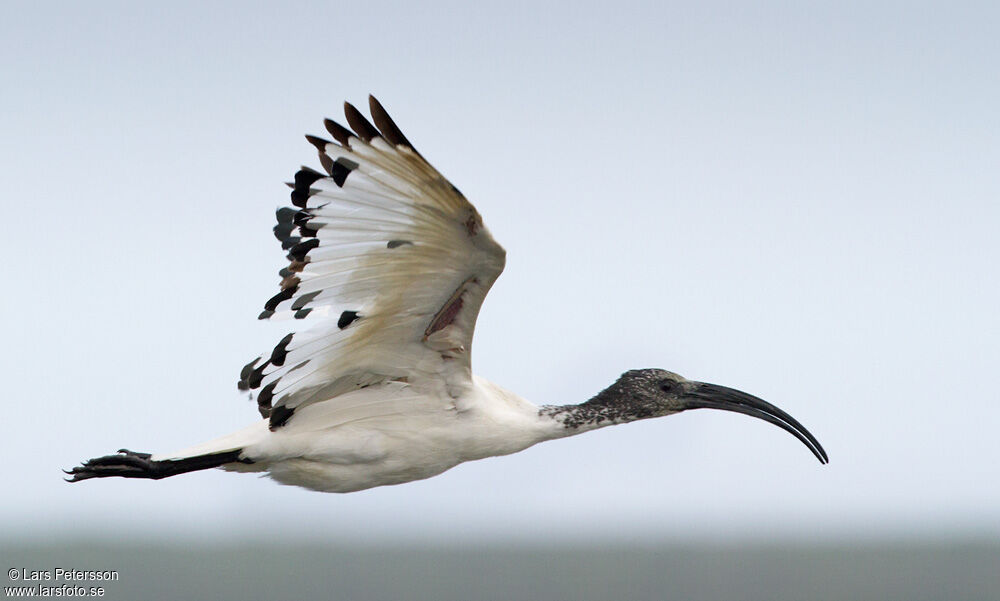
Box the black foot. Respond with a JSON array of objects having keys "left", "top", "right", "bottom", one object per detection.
[
  {"left": 64, "top": 449, "right": 161, "bottom": 482},
  {"left": 65, "top": 448, "right": 249, "bottom": 482}
]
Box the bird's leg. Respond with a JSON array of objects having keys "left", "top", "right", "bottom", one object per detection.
[
  {"left": 64, "top": 449, "right": 160, "bottom": 481},
  {"left": 65, "top": 449, "right": 249, "bottom": 482}
]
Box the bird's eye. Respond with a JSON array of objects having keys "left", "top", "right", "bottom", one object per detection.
[{"left": 659, "top": 380, "right": 675, "bottom": 393}]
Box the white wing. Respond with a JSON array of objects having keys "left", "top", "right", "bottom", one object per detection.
[{"left": 238, "top": 97, "right": 506, "bottom": 429}]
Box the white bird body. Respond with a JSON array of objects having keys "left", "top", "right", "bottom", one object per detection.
[
  {"left": 157, "top": 376, "right": 559, "bottom": 493},
  {"left": 68, "top": 97, "right": 826, "bottom": 490}
]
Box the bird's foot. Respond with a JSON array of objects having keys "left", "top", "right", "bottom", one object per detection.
[{"left": 64, "top": 449, "right": 159, "bottom": 482}]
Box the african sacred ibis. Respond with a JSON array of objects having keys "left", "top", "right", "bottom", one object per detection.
[{"left": 67, "top": 97, "right": 828, "bottom": 492}]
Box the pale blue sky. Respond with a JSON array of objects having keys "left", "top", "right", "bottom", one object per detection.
[{"left": 2, "top": 1, "right": 998, "bottom": 543}]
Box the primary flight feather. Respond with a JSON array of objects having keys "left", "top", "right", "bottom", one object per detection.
[{"left": 67, "top": 97, "right": 827, "bottom": 492}]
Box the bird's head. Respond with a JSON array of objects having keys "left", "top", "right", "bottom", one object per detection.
[{"left": 579, "top": 369, "right": 827, "bottom": 464}]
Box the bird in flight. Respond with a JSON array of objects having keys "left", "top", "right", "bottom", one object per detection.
[{"left": 67, "top": 97, "right": 827, "bottom": 492}]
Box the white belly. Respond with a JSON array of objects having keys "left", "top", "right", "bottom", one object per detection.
[{"left": 241, "top": 377, "right": 555, "bottom": 493}]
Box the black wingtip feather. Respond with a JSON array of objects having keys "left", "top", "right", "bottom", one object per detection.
[
  {"left": 276, "top": 207, "right": 297, "bottom": 223},
  {"left": 269, "top": 333, "right": 294, "bottom": 367},
  {"left": 318, "top": 153, "right": 335, "bottom": 175},
  {"left": 324, "top": 118, "right": 354, "bottom": 147},
  {"left": 291, "top": 290, "right": 321, "bottom": 310},
  {"left": 240, "top": 358, "right": 260, "bottom": 382},
  {"left": 368, "top": 95, "right": 416, "bottom": 150},
  {"left": 344, "top": 101, "right": 380, "bottom": 142},
  {"left": 305, "top": 134, "right": 331, "bottom": 153},
  {"left": 329, "top": 160, "right": 352, "bottom": 187},
  {"left": 257, "top": 381, "right": 278, "bottom": 412},
  {"left": 293, "top": 210, "right": 312, "bottom": 226},
  {"left": 247, "top": 365, "right": 266, "bottom": 390},
  {"left": 294, "top": 166, "right": 325, "bottom": 186},
  {"left": 269, "top": 405, "right": 294, "bottom": 430},
  {"left": 265, "top": 288, "right": 294, "bottom": 311},
  {"left": 273, "top": 222, "right": 295, "bottom": 242},
  {"left": 291, "top": 167, "right": 325, "bottom": 207},
  {"left": 287, "top": 238, "right": 320, "bottom": 262}
]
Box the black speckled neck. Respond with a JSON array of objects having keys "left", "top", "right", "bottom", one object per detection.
[{"left": 539, "top": 381, "right": 658, "bottom": 431}]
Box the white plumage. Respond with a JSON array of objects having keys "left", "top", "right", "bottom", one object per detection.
[
  {"left": 67, "top": 97, "right": 827, "bottom": 492},
  {"left": 200, "top": 377, "right": 556, "bottom": 493}
]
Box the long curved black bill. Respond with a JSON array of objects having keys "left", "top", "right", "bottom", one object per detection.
[{"left": 683, "top": 383, "right": 828, "bottom": 464}]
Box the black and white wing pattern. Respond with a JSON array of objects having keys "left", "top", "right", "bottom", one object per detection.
[{"left": 237, "top": 97, "right": 506, "bottom": 429}]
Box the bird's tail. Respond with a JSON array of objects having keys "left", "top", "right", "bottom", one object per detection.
[{"left": 66, "top": 421, "right": 268, "bottom": 482}]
